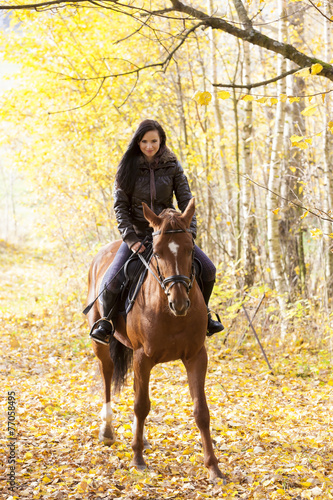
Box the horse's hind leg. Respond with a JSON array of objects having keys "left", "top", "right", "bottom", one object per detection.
[
  {"left": 93, "top": 342, "right": 115, "bottom": 445},
  {"left": 183, "top": 346, "right": 226, "bottom": 482},
  {"left": 131, "top": 349, "right": 153, "bottom": 469}
]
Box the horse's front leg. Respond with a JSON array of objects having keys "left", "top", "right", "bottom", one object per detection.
[
  {"left": 92, "top": 342, "right": 115, "bottom": 445},
  {"left": 131, "top": 349, "right": 153, "bottom": 469},
  {"left": 183, "top": 346, "right": 226, "bottom": 482}
]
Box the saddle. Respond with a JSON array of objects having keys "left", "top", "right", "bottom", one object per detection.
[{"left": 119, "top": 245, "right": 153, "bottom": 316}]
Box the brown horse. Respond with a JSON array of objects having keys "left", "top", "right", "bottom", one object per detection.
[{"left": 86, "top": 198, "right": 224, "bottom": 481}]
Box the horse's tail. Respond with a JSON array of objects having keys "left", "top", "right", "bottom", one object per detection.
[{"left": 109, "top": 336, "right": 133, "bottom": 393}]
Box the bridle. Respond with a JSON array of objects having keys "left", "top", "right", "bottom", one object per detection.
[{"left": 137, "top": 228, "right": 195, "bottom": 298}]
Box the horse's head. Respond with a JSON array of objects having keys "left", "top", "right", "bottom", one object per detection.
[{"left": 142, "top": 198, "right": 196, "bottom": 317}]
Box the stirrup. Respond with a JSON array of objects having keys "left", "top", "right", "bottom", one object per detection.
[
  {"left": 206, "top": 310, "right": 224, "bottom": 337},
  {"left": 90, "top": 318, "right": 114, "bottom": 345}
]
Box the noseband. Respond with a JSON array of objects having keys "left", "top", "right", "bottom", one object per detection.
[
  {"left": 151, "top": 228, "right": 195, "bottom": 297},
  {"left": 137, "top": 229, "right": 195, "bottom": 298}
]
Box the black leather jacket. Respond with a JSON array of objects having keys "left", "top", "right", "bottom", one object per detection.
[{"left": 114, "top": 148, "right": 197, "bottom": 248}]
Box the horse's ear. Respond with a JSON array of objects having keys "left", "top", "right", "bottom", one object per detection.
[
  {"left": 181, "top": 198, "right": 195, "bottom": 228},
  {"left": 142, "top": 202, "right": 162, "bottom": 228}
]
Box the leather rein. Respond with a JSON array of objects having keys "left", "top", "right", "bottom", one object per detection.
[{"left": 137, "top": 228, "right": 195, "bottom": 298}]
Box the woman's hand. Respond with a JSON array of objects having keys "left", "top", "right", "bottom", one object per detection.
[{"left": 131, "top": 241, "right": 146, "bottom": 253}]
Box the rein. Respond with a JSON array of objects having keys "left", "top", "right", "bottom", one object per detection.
[{"left": 138, "top": 228, "right": 195, "bottom": 297}]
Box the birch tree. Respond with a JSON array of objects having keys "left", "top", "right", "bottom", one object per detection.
[{"left": 266, "top": 0, "right": 289, "bottom": 334}]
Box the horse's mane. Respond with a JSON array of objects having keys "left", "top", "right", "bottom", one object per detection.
[{"left": 158, "top": 208, "right": 187, "bottom": 234}]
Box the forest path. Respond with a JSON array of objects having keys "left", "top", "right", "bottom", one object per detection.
[{"left": 1, "top": 242, "right": 333, "bottom": 499}]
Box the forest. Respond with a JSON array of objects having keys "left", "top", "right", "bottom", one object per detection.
[{"left": 1, "top": 1, "right": 333, "bottom": 499}]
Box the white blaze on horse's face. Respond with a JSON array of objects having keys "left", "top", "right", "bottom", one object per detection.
[
  {"left": 168, "top": 241, "right": 180, "bottom": 274},
  {"left": 163, "top": 236, "right": 192, "bottom": 317}
]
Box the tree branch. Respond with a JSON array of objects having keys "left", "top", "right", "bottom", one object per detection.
[
  {"left": 169, "top": 0, "right": 333, "bottom": 82},
  {"left": 1, "top": 0, "right": 333, "bottom": 82},
  {"left": 307, "top": 0, "right": 332, "bottom": 22},
  {"left": 57, "top": 21, "right": 205, "bottom": 82},
  {"left": 232, "top": 0, "right": 252, "bottom": 30},
  {"left": 213, "top": 68, "right": 301, "bottom": 90},
  {"left": 244, "top": 174, "right": 333, "bottom": 224},
  {"left": 0, "top": 0, "right": 85, "bottom": 9},
  {"left": 48, "top": 76, "right": 106, "bottom": 114}
]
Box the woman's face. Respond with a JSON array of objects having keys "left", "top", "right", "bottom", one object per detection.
[{"left": 139, "top": 130, "right": 161, "bottom": 160}]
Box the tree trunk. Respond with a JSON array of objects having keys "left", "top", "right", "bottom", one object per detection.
[
  {"left": 207, "top": 0, "right": 234, "bottom": 260},
  {"left": 241, "top": 40, "right": 256, "bottom": 290},
  {"left": 323, "top": 1, "right": 333, "bottom": 298},
  {"left": 267, "top": 0, "right": 289, "bottom": 336},
  {"left": 279, "top": 3, "right": 307, "bottom": 298}
]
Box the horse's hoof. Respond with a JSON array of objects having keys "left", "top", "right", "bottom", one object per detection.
[
  {"left": 100, "top": 436, "right": 115, "bottom": 446},
  {"left": 209, "top": 468, "right": 227, "bottom": 484},
  {"left": 131, "top": 459, "right": 147, "bottom": 470},
  {"left": 98, "top": 426, "right": 115, "bottom": 446}
]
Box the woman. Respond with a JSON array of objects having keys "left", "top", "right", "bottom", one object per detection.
[{"left": 91, "top": 119, "right": 224, "bottom": 345}]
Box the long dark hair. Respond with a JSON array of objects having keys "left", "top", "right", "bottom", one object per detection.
[{"left": 115, "top": 119, "right": 166, "bottom": 195}]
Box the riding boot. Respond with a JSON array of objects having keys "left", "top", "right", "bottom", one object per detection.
[
  {"left": 90, "top": 289, "right": 119, "bottom": 345},
  {"left": 201, "top": 280, "right": 224, "bottom": 337}
]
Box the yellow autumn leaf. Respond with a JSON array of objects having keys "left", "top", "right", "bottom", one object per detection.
[
  {"left": 289, "top": 96, "right": 301, "bottom": 103},
  {"left": 76, "top": 480, "right": 88, "bottom": 492},
  {"left": 242, "top": 94, "right": 254, "bottom": 101},
  {"left": 301, "top": 211, "right": 309, "bottom": 219},
  {"left": 270, "top": 97, "right": 278, "bottom": 105},
  {"left": 217, "top": 90, "right": 230, "bottom": 100},
  {"left": 290, "top": 167, "right": 296, "bottom": 172},
  {"left": 292, "top": 141, "right": 308, "bottom": 149},
  {"left": 272, "top": 208, "right": 280, "bottom": 215},
  {"left": 305, "top": 138, "right": 312, "bottom": 144},
  {"left": 279, "top": 93, "right": 288, "bottom": 102},
  {"left": 301, "top": 481, "right": 313, "bottom": 487},
  {"left": 310, "top": 228, "right": 323, "bottom": 238},
  {"left": 193, "top": 91, "right": 212, "bottom": 106},
  {"left": 322, "top": 93, "right": 326, "bottom": 103},
  {"left": 24, "top": 452, "right": 33, "bottom": 459},
  {"left": 290, "top": 135, "right": 304, "bottom": 143},
  {"left": 295, "top": 67, "right": 310, "bottom": 78},
  {"left": 42, "top": 476, "right": 51, "bottom": 484},
  {"left": 256, "top": 97, "right": 268, "bottom": 103},
  {"left": 301, "top": 104, "right": 318, "bottom": 117},
  {"left": 311, "top": 63, "right": 323, "bottom": 75},
  {"left": 328, "top": 121, "right": 333, "bottom": 133}
]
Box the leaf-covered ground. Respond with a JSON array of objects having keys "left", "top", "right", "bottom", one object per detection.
[{"left": 1, "top": 242, "right": 333, "bottom": 499}]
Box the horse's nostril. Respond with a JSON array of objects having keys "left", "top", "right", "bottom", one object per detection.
[{"left": 169, "top": 299, "right": 191, "bottom": 316}]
